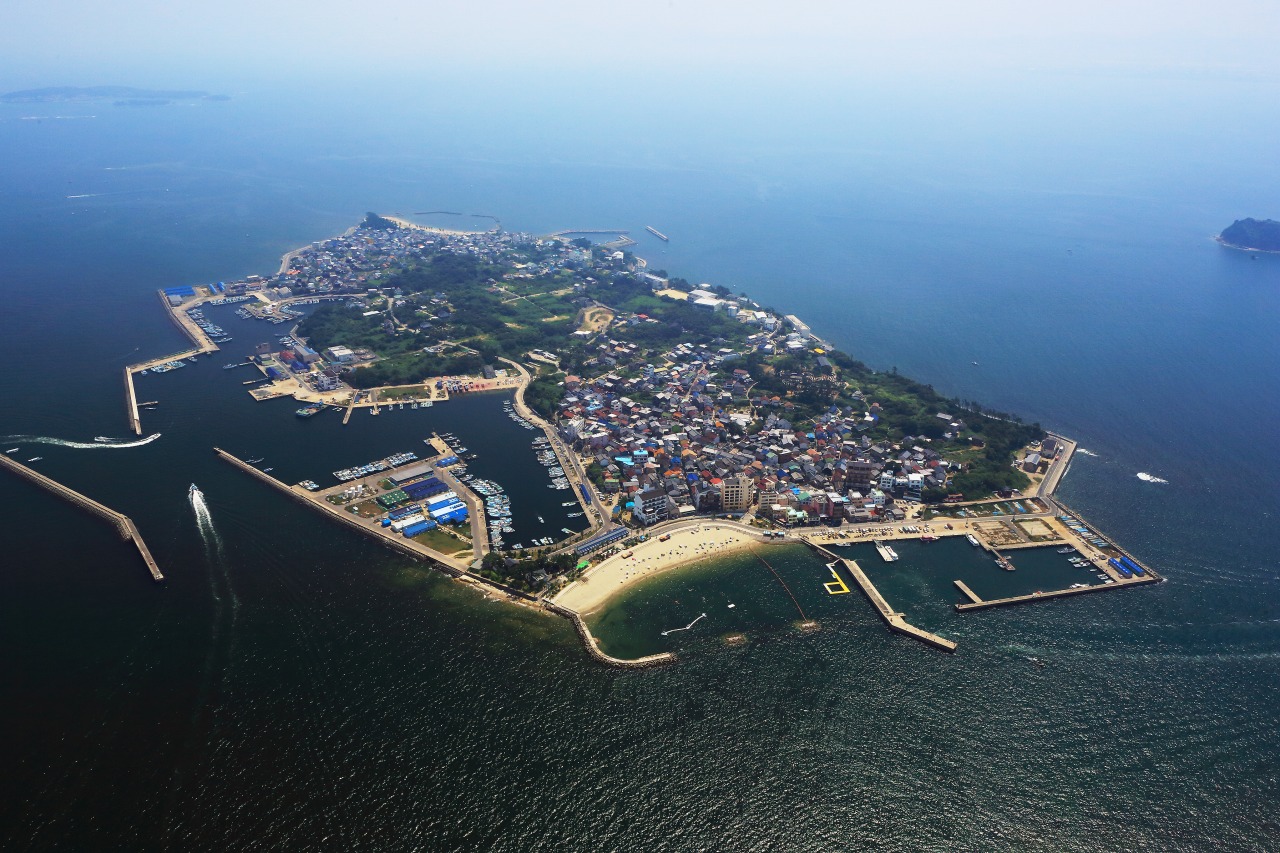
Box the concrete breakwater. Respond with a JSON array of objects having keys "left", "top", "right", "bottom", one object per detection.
[
  {"left": 803, "top": 538, "right": 957, "bottom": 652},
  {"left": 214, "top": 447, "right": 674, "bottom": 668},
  {"left": 0, "top": 453, "right": 163, "bottom": 581},
  {"left": 213, "top": 447, "right": 545, "bottom": 588},
  {"left": 542, "top": 600, "right": 677, "bottom": 669}
]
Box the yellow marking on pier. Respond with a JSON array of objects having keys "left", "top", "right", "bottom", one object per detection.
[{"left": 824, "top": 562, "right": 851, "bottom": 595}]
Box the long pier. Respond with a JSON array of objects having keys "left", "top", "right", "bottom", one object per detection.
[
  {"left": 955, "top": 574, "right": 1161, "bottom": 611},
  {"left": 123, "top": 367, "right": 141, "bottom": 435},
  {"left": 213, "top": 446, "right": 666, "bottom": 668},
  {"left": 0, "top": 454, "right": 163, "bottom": 581},
  {"left": 804, "top": 539, "right": 956, "bottom": 652},
  {"left": 123, "top": 291, "right": 223, "bottom": 434},
  {"left": 547, "top": 229, "right": 631, "bottom": 237},
  {"left": 216, "top": 447, "right": 515, "bottom": 585}
]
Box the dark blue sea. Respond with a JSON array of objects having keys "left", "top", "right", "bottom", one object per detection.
[{"left": 1, "top": 73, "right": 1278, "bottom": 849}]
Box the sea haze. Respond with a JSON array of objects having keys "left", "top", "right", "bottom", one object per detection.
[{"left": 0, "top": 70, "right": 1278, "bottom": 849}]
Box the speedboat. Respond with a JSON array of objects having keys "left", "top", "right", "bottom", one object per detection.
[
  {"left": 4, "top": 448, "right": 18, "bottom": 454},
  {"left": 27, "top": 457, "right": 42, "bottom": 462}
]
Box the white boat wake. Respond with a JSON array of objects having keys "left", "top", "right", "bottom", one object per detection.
[
  {"left": 189, "top": 484, "right": 223, "bottom": 549},
  {"left": 1, "top": 432, "right": 161, "bottom": 449},
  {"left": 1136, "top": 472, "right": 1169, "bottom": 484},
  {"left": 661, "top": 613, "right": 707, "bottom": 636},
  {"left": 190, "top": 484, "right": 237, "bottom": 609}
]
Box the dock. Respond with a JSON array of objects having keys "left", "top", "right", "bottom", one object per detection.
[
  {"left": 123, "top": 367, "right": 141, "bottom": 435},
  {"left": 547, "top": 229, "right": 631, "bottom": 238},
  {"left": 0, "top": 453, "right": 163, "bottom": 581},
  {"left": 953, "top": 580, "right": 983, "bottom": 604},
  {"left": 121, "top": 290, "right": 226, "bottom": 434},
  {"left": 214, "top": 446, "right": 513, "bottom": 585},
  {"left": 874, "top": 539, "right": 899, "bottom": 562},
  {"left": 804, "top": 539, "right": 956, "bottom": 652},
  {"left": 954, "top": 574, "right": 1161, "bottom": 611}
]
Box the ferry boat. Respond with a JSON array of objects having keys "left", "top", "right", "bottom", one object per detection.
[
  {"left": 966, "top": 533, "right": 980, "bottom": 547},
  {"left": 297, "top": 403, "right": 324, "bottom": 418}
]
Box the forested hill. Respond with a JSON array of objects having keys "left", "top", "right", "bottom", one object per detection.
[{"left": 1219, "top": 218, "right": 1280, "bottom": 252}]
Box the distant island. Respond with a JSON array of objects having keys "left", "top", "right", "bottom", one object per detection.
[
  {"left": 0, "top": 86, "right": 228, "bottom": 105},
  {"left": 1217, "top": 218, "right": 1280, "bottom": 253}
]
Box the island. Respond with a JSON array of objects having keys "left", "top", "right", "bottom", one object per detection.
[
  {"left": 0, "top": 86, "right": 228, "bottom": 105},
  {"left": 1217, "top": 218, "right": 1280, "bottom": 253},
  {"left": 128, "top": 213, "right": 1162, "bottom": 665}
]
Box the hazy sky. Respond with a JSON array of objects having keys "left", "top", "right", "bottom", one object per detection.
[{"left": 4, "top": 0, "right": 1279, "bottom": 87}]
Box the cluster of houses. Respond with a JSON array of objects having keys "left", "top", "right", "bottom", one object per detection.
[
  {"left": 556, "top": 349, "right": 965, "bottom": 529},
  {"left": 214, "top": 221, "right": 550, "bottom": 301}
]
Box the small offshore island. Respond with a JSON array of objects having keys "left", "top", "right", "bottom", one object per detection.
[
  {"left": 1217, "top": 218, "right": 1280, "bottom": 253},
  {"left": 107, "top": 213, "right": 1162, "bottom": 665}
]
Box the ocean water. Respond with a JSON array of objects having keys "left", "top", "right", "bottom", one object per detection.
[{"left": 1, "top": 74, "right": 1278, "bottom": 849}]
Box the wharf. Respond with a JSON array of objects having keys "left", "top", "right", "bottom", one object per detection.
[
  {"left": 1037, "top": 433, "right": 1077, "bottom": 498},
  {"left": 214, "top": 446, "right": 489, "bottom": 575},
  {"left": 804, "top": 539, "right": 956, "bottom": 652},
  {"left": 500, "top": 356, "right": 602, "bottom": 526},
  {"left": 0, "top": 453, "right": 162, "bottom": 581},
  {"left": 955, "top": 574, "right": 1160, "bottom": 611},
  {"left": 547, "top": 229, "right": 631, "bottom": 238},
  {"left": 425, "top": 437, "right": 490, "bottom": 560},
  {"left": 122, "top": 290, "right": 223, "bottom": 434}
]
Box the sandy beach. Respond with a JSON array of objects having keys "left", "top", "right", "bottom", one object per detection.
[
  {"left": 383, "top": 214, "right": 489, "bottom": 236},
  {"left": 554, "top": 521, "right": 771, "bottom": 615}
]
